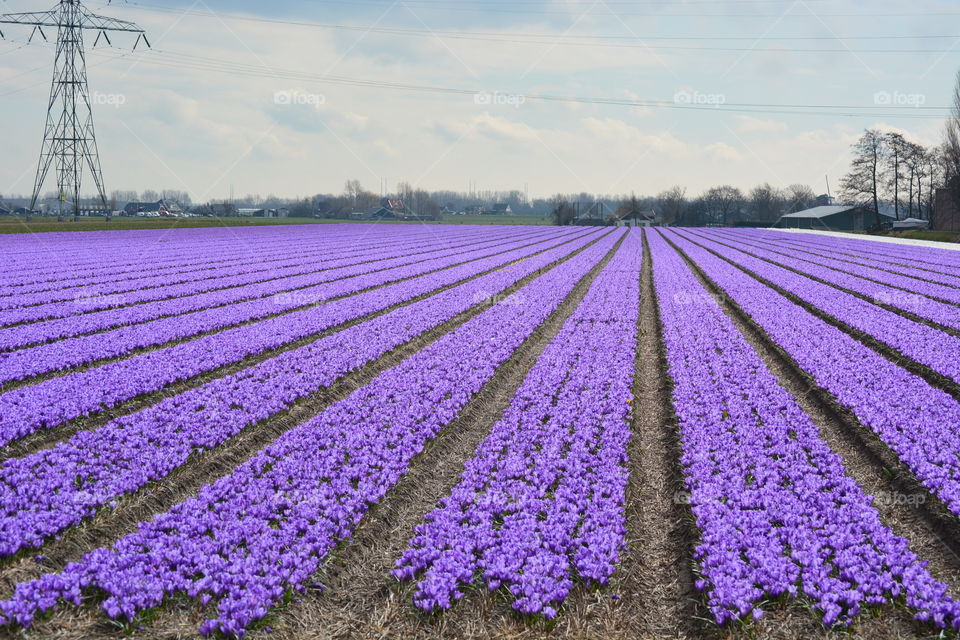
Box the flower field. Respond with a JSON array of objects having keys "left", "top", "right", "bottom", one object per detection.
[{"left": 0, "top": 224, "right": 958, "bottom": 639}]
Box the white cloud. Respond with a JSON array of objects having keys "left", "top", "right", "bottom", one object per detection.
[
  {"left": 0, "top": 0, "right": 952, "bottom": 200},
  {"left": 705, "top": 142, "right": 744, "bottom": 163}
]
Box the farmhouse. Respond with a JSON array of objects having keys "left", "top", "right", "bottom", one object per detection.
[
  {"left": 123, "top": 199, "right": 181, "bottom": 216},
  {"left": 613, "top": 207, "right": 657, "bottom": 227},
  {"left": 237, "top": 208, "right": 289, "bottom": 218},
  {"left": 490, "top": 203, "right": 513, "bottom": 215},
  {"left": 773, "top": 205, "right": 894, "bottom": 231},
  {"left": 350, "top": 206, "right": 396, "bottom": 221},
  {"left": 350, "top": 198, "right": 419, "bottom": 221}
]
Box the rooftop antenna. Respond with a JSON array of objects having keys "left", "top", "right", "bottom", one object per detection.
[{"left": 1, "top": 0, "right": 149, "bottom": 221}]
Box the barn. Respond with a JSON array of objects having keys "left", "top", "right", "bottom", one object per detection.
[{"left": 773, "top": 205, "right": 894, "bottom": 231}]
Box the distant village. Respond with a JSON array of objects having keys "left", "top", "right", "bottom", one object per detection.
[{"left": 3, "top": 159, "right": 959, "bottom": 233}]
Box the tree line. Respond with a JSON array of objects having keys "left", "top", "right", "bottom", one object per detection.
[{"left": 839, "top": 130, "right": 943, "bottom": 228}]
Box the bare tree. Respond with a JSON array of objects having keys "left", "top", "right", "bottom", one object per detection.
[
  {"left": 884, "top": 132, "right": 908, "bottom": 220},
  {"left": 944, "top": 71, "right": 960, "bottom": 198},
  {"left": 702, "top": 185, "right": 744, "bottom": 226},
  {"left": 748, "top": 183, "right": 786, "bottom": 222},
  {"left": 343, "top": 179, "right": 378, "bottom": 211},
  {"left": 787, "top": 184, "right": 817, "bottom": 213},
  {"left": 926, "top": 145, "right": 946, "bottom": 219},
  {"left": 903, "top": 142, "right": 927, "bottom": 218},
  {"left": 421, "top": 198, "right": 442, "bottom": 221},
  {"left": 785, "top": 184, "right": 816, "bottom": 212},
  {"left": 396, "top": 181, "right": 414, "bottom": 205},
  {"left": 619, "top": 193, "right": 642, "bottom": 220},
  {"left": 550, "top": 195, "right": 576, "bottom": 226},
  {"left": 840, "top": 128, "right": 886, "bottom": 228},
  {"left": 657, "top": 185, "right": 686, "bottom": 225}
]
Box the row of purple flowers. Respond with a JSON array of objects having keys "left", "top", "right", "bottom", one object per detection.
[
  {"left": 393, "top": 231, "right": 642, "bottom": 618},
  {"left": 0, "top": 231, "right": 608, "bottom": 558},
  {"left": 0, "top": 231, "right": 621, "bottom": 638},
  {"left": 650, "top": 230, "right": 960, "bottom": 629}
]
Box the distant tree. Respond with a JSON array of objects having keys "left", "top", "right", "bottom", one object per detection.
[
  {"left": 422, "top": 199, "right": 442, "bottom": 221},
  {"left": 550, "top": 195, "right": 576, "bottom": 226},
  {"left": 110, "top": 190, "right": 138, "bottom": 206},
  {"left": 702, "top": 185, "right": 744, "bottom": 225},
  {"left": 396, "top": 181, "right": 414, "bottom": 206},
  {"left": 926, "top": 145, "right": 945, "bottom": 219},
  {"left": 840, "top": 128, "right": 886, "bottom": 228},
  {"left": 287, "top": 197, "right": 314, "bottom": 218},
  {"left": 884, "top": 132, "right": 909, "bottom": 220},
  {"left": 657, "top": 185, "right": 686, "bottom": 225},
  {"left": 785, "top": 184, "right": 817, "bottom": 212},
  {"left": 944, "top": 70, "right": 960, "bottom": 201},
  {"left": 747, "top": 183, "right": 786, "bottom": 223},
  {"left": 343, "top": 179, "right": 378, "bottom": 211},
  {"left": 903, "top": 142, "right": 928, "bottom": 218}
]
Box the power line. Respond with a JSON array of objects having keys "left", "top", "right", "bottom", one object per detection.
[
  {"left": 112, "top": 2, "right": 960, "bottom": 49},
  {"left": 122, "top": 0, "right": 960, "bottom": 18},
  {"left": 39, "top": 44, "right": 944, "bottom": 119},
  {"left": 4, "top": 6, "right": 950, "bottom": 120}
]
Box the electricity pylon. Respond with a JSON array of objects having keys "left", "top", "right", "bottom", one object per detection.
[{"left": 0, "top": 1, "right": 149, "bottom": 219}]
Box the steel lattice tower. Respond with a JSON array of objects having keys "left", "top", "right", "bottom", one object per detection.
[{"left": 0, "top": 1, "right": 148, "bottom": 219}]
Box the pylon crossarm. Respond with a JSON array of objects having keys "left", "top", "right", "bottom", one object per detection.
[
  {"left": 76, "top": 8, "right": 144, "bottom": 33},
  {"left": 0, "top": 8, "right": 145, "bottom": 34},
  {"left": 0, "top": 10, "right": 60, "bottom": 28}
]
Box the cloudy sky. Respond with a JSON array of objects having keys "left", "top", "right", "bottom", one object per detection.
[{"left": 0, "top": 0, "right": 956, "bottom": 201}]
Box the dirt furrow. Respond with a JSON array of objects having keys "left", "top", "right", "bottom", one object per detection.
[{"left": 618, "top": 229, "right": 700, "bottom": 640}]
